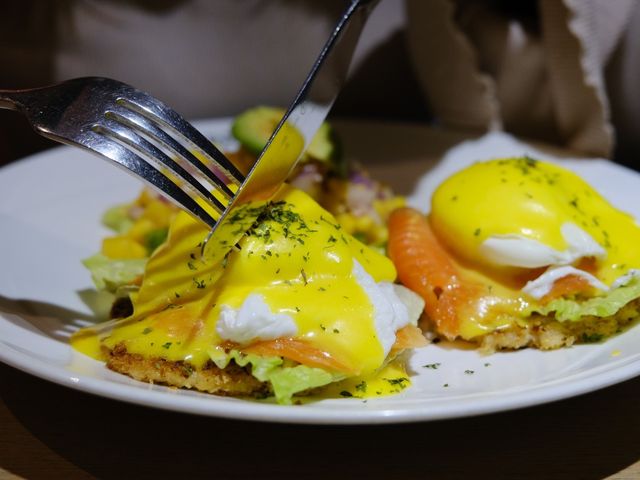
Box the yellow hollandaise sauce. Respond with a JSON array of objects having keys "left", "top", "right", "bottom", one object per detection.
[
  {"left": 315, "top": 359, "right": 412, "bottom": 400},
  {"left": 73, "top": 186, "right": 401, "bottom": 380},
  {"left": 431, "top": 157, "right": 640, "bottom": 285}
]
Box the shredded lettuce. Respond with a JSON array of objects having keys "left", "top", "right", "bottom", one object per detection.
[
  {"left": 209, "top": 348, "right": 282, "bottom": 382},
  {"left": 537, "top": 277, "right": 640, "bottom": 322},
  {"left": 77, "top": 288, "right": 118, "bottom": 320},
  {"left": 209, "top": 348, "right": 340, "bottom": 404},
  {"left": 268, "top": 365, "right": 336, "bottom": 404},
  {"left": 101, "top": 204, "right": 134, "bottom": 234},
  {"left": 82, "top": 253, "right": 146, "bottom": 292}
]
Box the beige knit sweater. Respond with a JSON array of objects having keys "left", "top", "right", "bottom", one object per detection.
[{"left": 406, "top": 0, "right": 638, "bottom": 159}]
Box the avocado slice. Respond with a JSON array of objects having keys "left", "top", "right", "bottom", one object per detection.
[
  {"left": 231, "top": 106, "right": 339, "bottom": 163},
  {"left": 231, "top": 106, "right": 285, "bottom": 156}
]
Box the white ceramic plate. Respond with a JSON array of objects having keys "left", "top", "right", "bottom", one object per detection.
[{"left": 2, "top": 120, "right": 640, "bottom": 425}]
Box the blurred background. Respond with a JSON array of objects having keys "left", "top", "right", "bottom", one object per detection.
[{"left": 0, "top": 0, "right": 638, "bottom": 168}]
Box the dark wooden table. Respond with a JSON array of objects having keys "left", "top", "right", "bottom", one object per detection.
[
  {"left": 2, "top": 361, "right": 640, "bottom": 480},
  {"left": 2, "top": 122, "right": 639, "bottom": 480}
]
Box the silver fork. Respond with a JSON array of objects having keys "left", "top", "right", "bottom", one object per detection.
[
  {"left": 0, "top": 76, "right": 245, "bottom": 229},
  {"left": 0, "top": 0, "right": 378, "bottom": 266}
]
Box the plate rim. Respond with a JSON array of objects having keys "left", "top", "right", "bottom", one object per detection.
[{"left": 2, "top": 334, "right": 639, "bottom": 425}]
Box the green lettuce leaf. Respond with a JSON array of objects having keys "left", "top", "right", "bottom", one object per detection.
[
  {"left": 267, "top": 365, "right": 335, "bottom": 404},
  {"left": 537, "top": 277, "right": 640, "bottom": 322},
  {"left": 209, "top": 348, "right": 283, "bottom": 382},
  {"left": 208, "top": 348, "right": 339, "bottom": 404},
  {"left": 101, "top": 204, "right": 134, "bottom": 234},
  {"left": 82, "top": 253, "right": 146, "bottom": 292}
]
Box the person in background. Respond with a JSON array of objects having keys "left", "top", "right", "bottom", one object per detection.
[
  {"left": 406, "top": 0, "right": 640, "bottom": 165},
  {"left": 0, "top": 0, "right": 638, "bottom": 169},
  {"left": 0, "top": 0, "right": 423, "bottom": 164}
]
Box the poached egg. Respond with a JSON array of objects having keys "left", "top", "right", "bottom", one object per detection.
[
  {"left": 427, "top": 157, "right": 640, "bottom": 338},
  {"left": 76, "top": 185, "right": 424, "bottom": 393}
]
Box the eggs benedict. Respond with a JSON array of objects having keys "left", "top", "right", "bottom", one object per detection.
[
  {"left": 74, "top": 185, "right": 425, "bottom": 404},
  {"left": 388, "top": 157, "right": 640, "bottom": 351}
]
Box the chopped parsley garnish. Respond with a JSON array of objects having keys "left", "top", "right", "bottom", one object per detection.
[
  {"left": 320, "top": 215, "right": 341, "bottom": 230},
  {"left": 242, "top": 201, "right": 317, "bottom": 246},
  {"left": 423, "top": 363, "right": 441, "bottom": 369},
  {"left": 339, "top": 391, "right": 353, "bottom": 397},
  {"left": 142, "top": 327, "right": 153, "bottom": 335},
  {"left": 512, "top": 156, "right": 538, "bottom": 176},
  {"left": 385, "top": 377, "right": 409, "bottom": 386},
  {"left": 221, "top": 252, "right": 230, "bottom": 269},
  {"left": 162, "top": 342, "right": 172, "bottom": 349}
]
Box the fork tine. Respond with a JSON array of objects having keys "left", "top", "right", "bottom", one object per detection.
[
  {"left": 106, "top": 104, "right": 236, "bottom": 201},
  {"left": 92, "top": 121, "right": 226, "bottom": 227},
  {"left": 116, "top": 92, "right": 245, "bottom": 186},
  {"left": 94, "top": 119, "right": 228, "bottom": 215},
  {"left": 84, "top": 131, "right": 220, "bottom": 229}
]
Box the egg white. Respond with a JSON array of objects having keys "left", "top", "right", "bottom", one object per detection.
[
  {"left": 479, "top": 222, "right": 605, "bottom": 268},
  {"left": 217, "top": 294, "right": 298, "bottom": 344},
  {"left": 216, "top": 259, "right": 424, "bottom": 356},
  {"left": 522, "top": 265, "right": 609, "bottom": 299}
]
